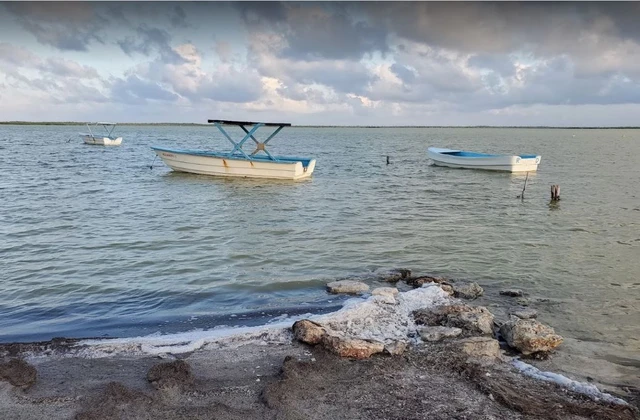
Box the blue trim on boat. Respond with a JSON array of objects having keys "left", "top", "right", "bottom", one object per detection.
[
  {"left": 151, "top": 146, "right": 313, "bottom": 168},
  {"left": 436, "top": 150, "right": 539, "bottom": 159},
  {"left": 440, "top": 151, "right": 499, "bottom": 158}
]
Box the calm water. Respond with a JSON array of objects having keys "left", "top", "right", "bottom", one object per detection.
[{"left": 0, "top": 125, "right": 638, "bottom": 386}]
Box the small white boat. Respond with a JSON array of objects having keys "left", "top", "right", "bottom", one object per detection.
[
  {"left": 427, "top": 147, "right": 541, "bottom": 172},
  {"left": 80, "top": 122, "right": 123, "bottom": 146},
  {"left": 151, "top": 120, "right": 316, "bottom": 180}
]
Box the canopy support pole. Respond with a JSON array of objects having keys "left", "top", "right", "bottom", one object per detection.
[{"left": 214, "top": 122, "right": 263, "bottom": 160}]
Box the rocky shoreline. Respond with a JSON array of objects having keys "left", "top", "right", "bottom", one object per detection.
[{"left": 0, "top": 271, "right": 638, "bottom": 419}]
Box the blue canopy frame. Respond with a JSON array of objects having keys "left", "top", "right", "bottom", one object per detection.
[{"left": 208, "top": 119, "right": 291, "bottom": 162}]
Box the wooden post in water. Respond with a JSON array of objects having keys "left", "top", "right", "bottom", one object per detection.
[
  {"left": 550, "top": 185, "right": 560, "bottom": 201},
  {"left": 386, "top": 156, "right": 390, "bottom": 165}
]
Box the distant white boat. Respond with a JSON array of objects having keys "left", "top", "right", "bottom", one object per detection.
[
  {"left": 428, "top": 147, "right": 541, "bottom": 172},
  {"left": 80, "top": 122, "right": 123, "bottom": 146},
  {"left": 151, "top": 119, "right": 316, "bottom": 180}
]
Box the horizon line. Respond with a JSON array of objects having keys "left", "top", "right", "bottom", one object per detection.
[{"left": 1, "top": 121, "right": 639, "bottom": 129}]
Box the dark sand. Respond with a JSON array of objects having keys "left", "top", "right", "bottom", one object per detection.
[{"left": 0, "top": 339, "right": 638, "bottom": 420}]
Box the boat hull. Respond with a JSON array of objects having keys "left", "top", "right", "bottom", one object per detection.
[
  {"left": 82, "top": 135, "right": 123, "bottom": 146},
  {"left": 152, "top": 147, "right": 316, "bottom": 180},
  {"left": 428, "top": 147, "right": 540, "bottom": 172}
]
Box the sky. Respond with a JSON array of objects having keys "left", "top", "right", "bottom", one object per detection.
[{"left": 1, "top": 1, "right": 640, "bottom": 126}]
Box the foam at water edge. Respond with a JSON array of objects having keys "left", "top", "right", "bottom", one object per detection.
[
  {"left": 66, "top": 284, "right": 451, "bottom": 359},
  {"left": 512, "top": 360, "right": 628, "bottom": 405}
]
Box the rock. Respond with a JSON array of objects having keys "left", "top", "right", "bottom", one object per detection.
[
  {"left": 371, "top": 287, "right": 398, "bottom": 304},
  {"left": 292, "top": 319, "right": 326, "bottom": 345},
  {"left": 383, "top": 340, "right": 408, "bottom": 356},
  {"left": 413, "top": 304, "right": 494, "bottom": 336},
  {"left": 499, "top": 316, "right": 563, "bottom": 355},
  {"left": 406, "top": 275, "right": 446, "bottom": 288},
  {"left": 453, "top": 282, "right": 484, "bottom": 299},
  {"left": 439, "top": 284, "right": 454, "bottom": 296},
  {"left": 0, "top": 359, "right": 37, "bottom": 389},
  {"left": 500, "top": 289, "right": 524, "bottom": 297},
  {"left": 445, "top": 307, "right": 494, "bottom": 335},
  {"left": 418, "top": 326, "right": 462, "bottom": 342},
  {"left": 457, "top": 337, "right": 501, "bottom": 359},
  {"left": 510, "top": 308, "right": 538, "bottom": 319},
  {"left": 371, "top": 287, "right": 399, "bottom": 298},
  {"left": 146, "top": 360, "right": 194, "bottom": 390},
  {"left": 383, "top": 269, "right": 412, "bottom": 282},
  {"left": 321, "top": 334, "right": 384, "bottom": 359},
  {"left": 326, "top": 280, "right": 369, "bottom": 294}
]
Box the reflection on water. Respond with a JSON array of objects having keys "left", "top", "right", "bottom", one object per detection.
[{"left": 0, "top": 125, "right": 638, "bottom": 387}]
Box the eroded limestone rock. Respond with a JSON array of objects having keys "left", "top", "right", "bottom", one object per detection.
[
  {"left": 457, "top": 337, "right": 501, "bottom": 359},
  {"left": 321, "top": 334, "right": 384, "bottom": 359},
  {"left": 292, "top": 319, "right": 326, "bottom": 345},
  {"left": 453, "top": 282, "right": 484, "bottom": 299},
  {"left": 326, "top": 280, "right": 369, "bottom": 294},
  {"left": 499, "top": 316, "right": 563, "bottom": 355}
]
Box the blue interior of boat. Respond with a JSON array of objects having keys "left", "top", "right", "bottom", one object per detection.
[
  {"left": 151, "top": 146, "right": 313, "bottom": 168},
  {"left": 440, "top": 150, "right": 537, "bottom": 159}
]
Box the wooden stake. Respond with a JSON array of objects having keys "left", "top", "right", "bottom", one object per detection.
[
  {"left": 517, "top": 172, "right": 529, "bottom": 199},
  {"left": 550, "top": 185, "right": 560, "bottom": 201}
]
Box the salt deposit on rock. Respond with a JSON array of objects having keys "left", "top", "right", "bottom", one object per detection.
[
  {"left": 512, "top": 360, "right": 629, "bottom": 406},
  {"left": 453, "top": 282, "right": 484, "bottom": 299},
  {"left": 500, "top": 316, "right": 563, "bottom": 355},
  {"left": 418, "top": 326, "right": 462, "bottom": 342},
  {"left": 371, "top": 287, "right": 399, "bottom": 298},
  {"left": 326, "top": 280, "right": 370, "bottom": 294},
  {"left": 315, "top": 285, "right": 451, "bottom": 343},
  {"left": 371, "top": 287, "right": 398, "bottom": 305}
]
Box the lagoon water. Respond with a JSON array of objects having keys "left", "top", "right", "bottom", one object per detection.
[{"left": 0, "top": 125, "right": 638, "bottom": 388}]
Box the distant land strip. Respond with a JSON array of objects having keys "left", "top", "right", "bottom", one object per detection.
[{"left": 0, "top": 121, "right": 639, "bottom": 129}]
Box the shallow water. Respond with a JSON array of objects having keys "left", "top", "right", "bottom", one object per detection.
[{"left": 0, "top": 125, "right": 638, "bottom": 386}]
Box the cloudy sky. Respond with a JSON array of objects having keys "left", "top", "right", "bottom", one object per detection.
[{"left": 1, "top": 1, "right": 640, "bottom": 126}]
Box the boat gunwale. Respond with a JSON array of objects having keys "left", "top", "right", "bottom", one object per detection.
[
  {"left": 151, "top": 146, "right": 314, "bottom": 166},
  {"left": 428, "top": 147, "right": 539, "bottom": 160}
]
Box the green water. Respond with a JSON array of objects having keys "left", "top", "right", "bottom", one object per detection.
[{"left": 0, "top": 125, "right": 638, "bottom": 388}]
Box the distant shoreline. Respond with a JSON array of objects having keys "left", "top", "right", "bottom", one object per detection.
[{"left": 0, "top": 121, "right": 639, "bottom": 129}]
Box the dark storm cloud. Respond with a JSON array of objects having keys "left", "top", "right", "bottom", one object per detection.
[
  {"left": 170, "top": 5, "right": 188, "bottom": 28},
  {"left": 117, "top": 25, "right": 184, "bottom": 63},
  {"left": 3, "top": 2, "right": 106, "bottom": 51},
  {"left": 238, "top": 2, "right": 387, "bottom": 60}
]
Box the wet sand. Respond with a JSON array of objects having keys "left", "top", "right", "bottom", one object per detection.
[{"left": 1, "top": 337, "right": 638, "bottom": 420}]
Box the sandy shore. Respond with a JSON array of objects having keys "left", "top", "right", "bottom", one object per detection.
[
  {"left": 0, "top": 340, "right": 637, "bottom": 420},
  {"left": 1, "top": 284, "right": 638, "bottom": 419}
]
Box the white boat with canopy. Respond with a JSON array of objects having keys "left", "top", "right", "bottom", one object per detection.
[
  {"left": 80, "top": 122, "right": 123, "bottom": 146},
  {"left": 151, "top": 119, "right": 316, "bottom": 180},
  {"left": 427, "top": 147, "right": 541, "bottom": 172}
]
